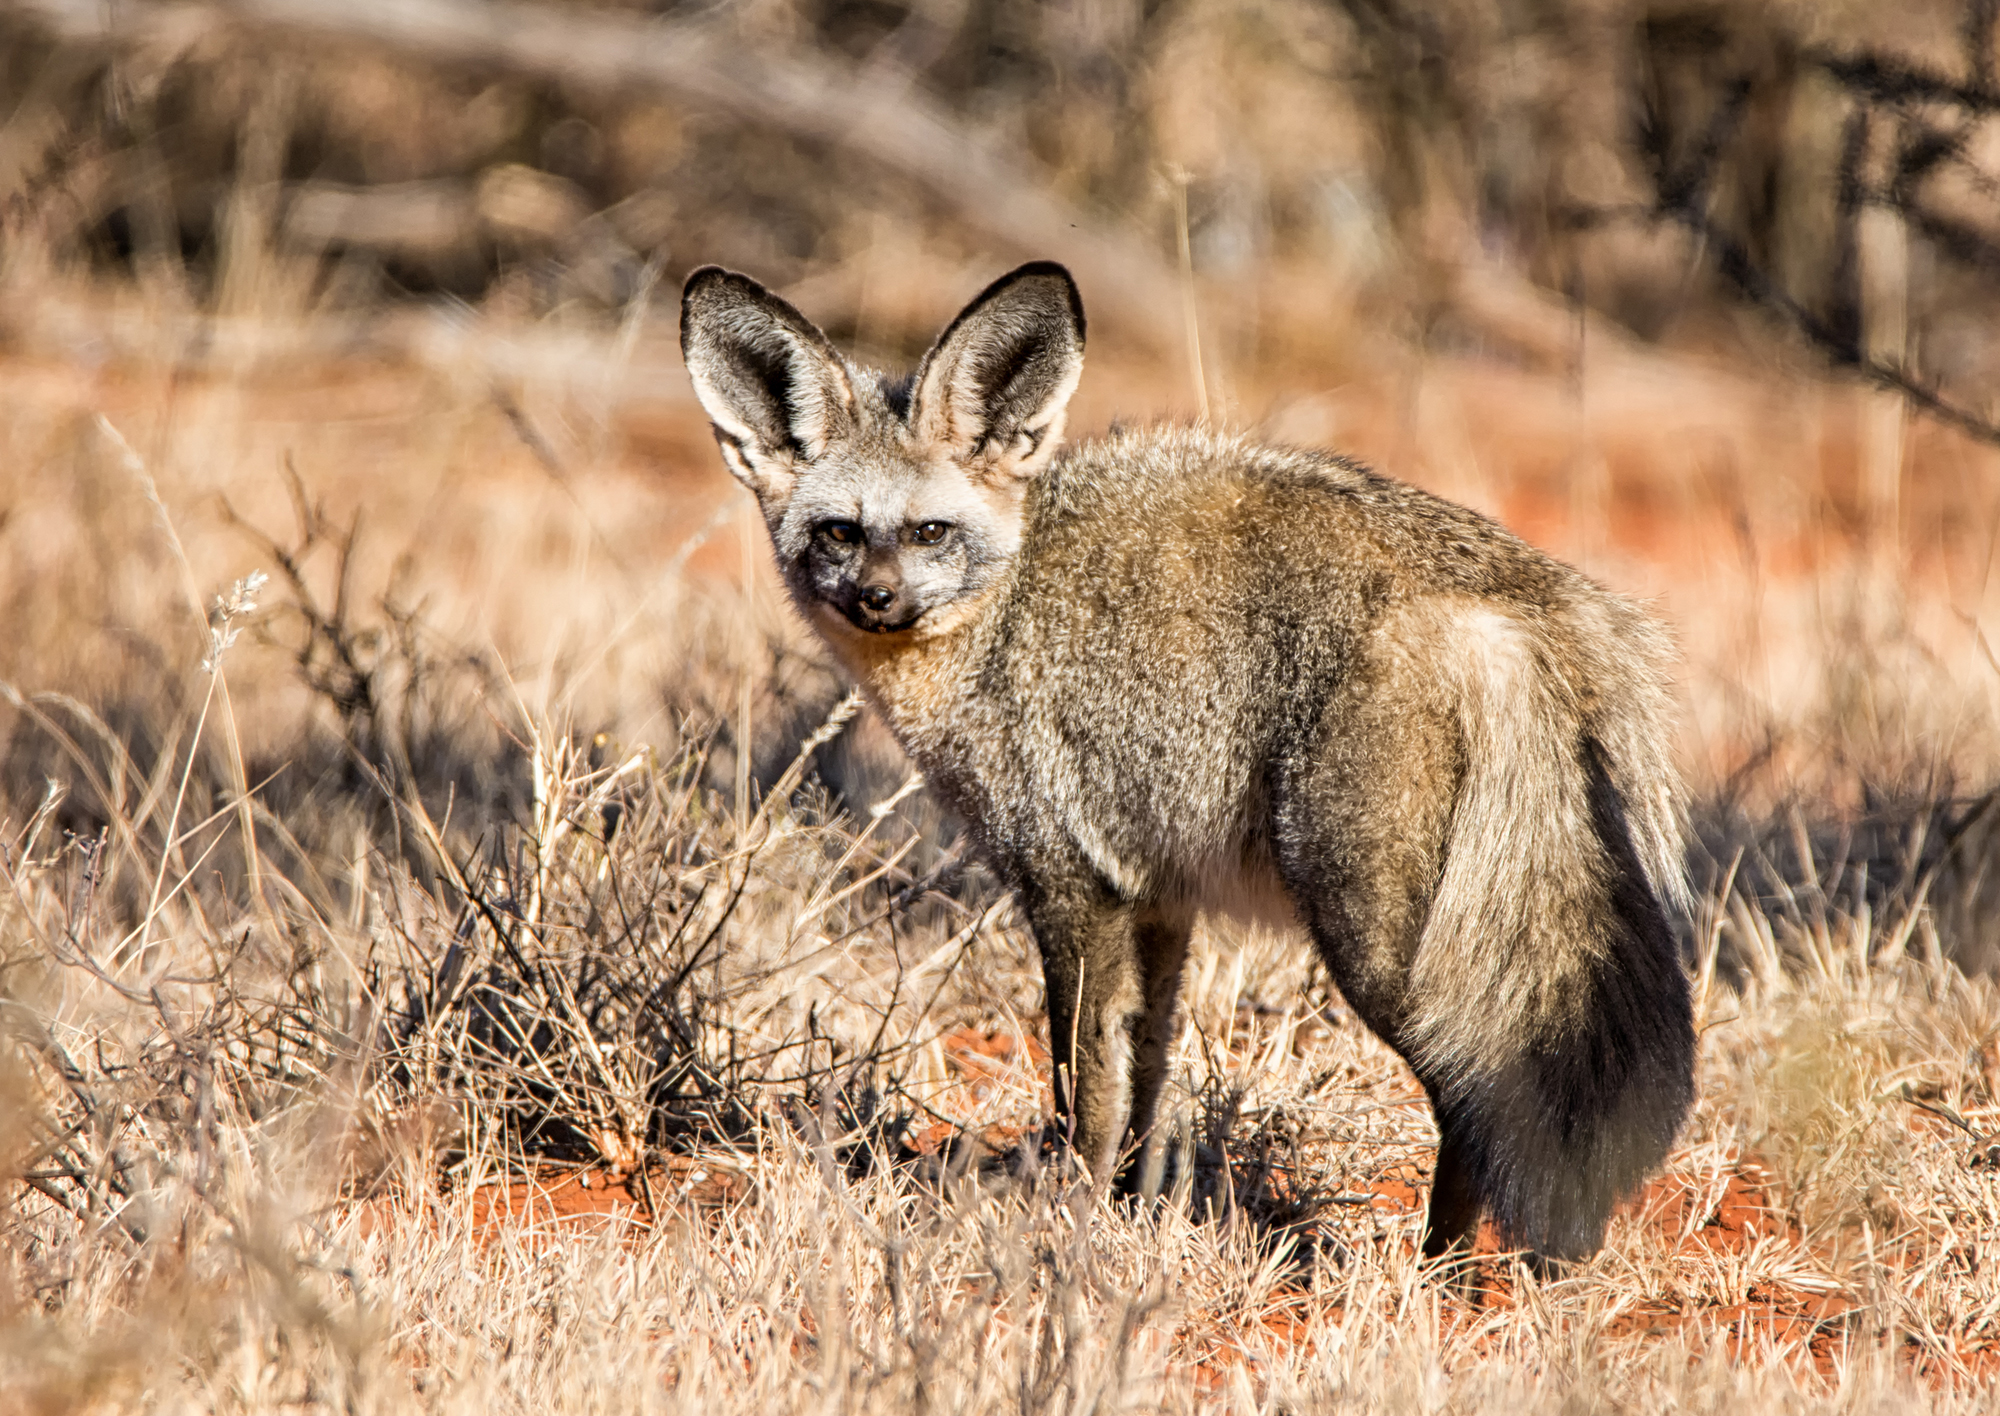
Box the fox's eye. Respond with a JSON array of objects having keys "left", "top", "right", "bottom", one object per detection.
[
  {"left": 912, "top": 521, "right": 951, "bottom": 546},
  {"left": 822, "top": 521, "right": 862, "bottom": 545}
]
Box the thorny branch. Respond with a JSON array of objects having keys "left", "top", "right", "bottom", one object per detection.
[{"left": 1573, "top": 3, "right": 2000, "bottom": 450}]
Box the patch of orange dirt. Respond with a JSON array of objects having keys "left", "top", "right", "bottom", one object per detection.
[
  {"left": 1182, "top": 1299, "right": 1322, "bottom": 1397},
  {"left": 1175, "top": 1159, "right": 1868, "bottom": 1391},
  {"left": 937, "top": 1025, "right": 1048, "bottom": 1078},
  {"left": 1908, "top": 1340, "right": 2000, "bottom": 1389},
  {"left": 351, "top": 1157, "right": 749, "bottom": 1244},
  {"left": 1431, "top": 1163, "right": 1857, "bottom": 1374},
  {"left": 906, "top": 1026, "right": 1049, "bottom": 1157},
  {"left": 466, "top": 1167, "right": 653, "bottom": 1232}
]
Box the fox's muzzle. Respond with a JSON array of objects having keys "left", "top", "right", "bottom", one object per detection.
[
  {"left": 842, "top": 557, "right": 913, "bottom": 632},
  {"left": 841, "top": 593, "right": 920, "bottom": 633}
]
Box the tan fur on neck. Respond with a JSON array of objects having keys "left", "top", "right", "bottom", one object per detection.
[{"left": 807, "top": 587, "right": 1000, "bottom": 750}]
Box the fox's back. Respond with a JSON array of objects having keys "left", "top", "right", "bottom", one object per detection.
[
  {"left": 1023, "top": 426, "right": 1578, "bottom": 618},
  {"left": 962, "top": 425, "right": 1665, "bottom": 901}
]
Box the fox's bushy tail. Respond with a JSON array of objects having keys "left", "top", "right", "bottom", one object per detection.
[{"left": 1407, "top": 602, "right": 1694, "bottom": 1261}]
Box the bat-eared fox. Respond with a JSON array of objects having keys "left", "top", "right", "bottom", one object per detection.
[{"left": 680, "top": 260, "right": 1695, "bottom": 1266}]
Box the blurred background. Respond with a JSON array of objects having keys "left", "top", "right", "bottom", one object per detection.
[{"left": 7, "top": 0, "right": 2000, "bottom": 948}]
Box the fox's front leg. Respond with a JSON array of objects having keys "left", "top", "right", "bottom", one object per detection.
[
  {"left": 1123, "top": 914, "right": 1192, "bottom": 1194},
  {"left": 1029, "top": 890, "right": 1148, "bottom": 1184}
]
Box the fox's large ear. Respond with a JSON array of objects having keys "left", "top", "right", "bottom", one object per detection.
[
  {"left": 910, "top": 262, "right": 1084, "bottom": 482},
  {"left": 681, "top": 267, "right": 855, "bottom": 507}
]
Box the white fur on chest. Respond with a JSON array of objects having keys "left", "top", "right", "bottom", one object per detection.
[{"left": 1184, "top": 852, "right": 1302, "bottom": 932}]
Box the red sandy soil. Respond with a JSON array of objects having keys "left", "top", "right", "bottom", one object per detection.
[
  {"left": 431, "top": 1149, "right": 1983, "bottom": 1391},
  {"left": 348, "top": 1024, "right": 1995, "bottom": 1391},
  {"left": 905, "top": 1026, "right": 1051, "bottom": 1160},
  {"left": 1171, "top": 1162, "right": 1852, "bottom": 1395},
  {"left": 460, "top": 1154, "right": 752, "bottom": 1233},
  {"left": 1174, "top": 1157, "right": 2000, "bottom": 1393}
]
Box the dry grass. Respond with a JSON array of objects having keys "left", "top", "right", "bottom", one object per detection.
[
  {"left": 4, "top": 678, "right": 1999, "bottom": 1412},
  {"left": 7, "top": 133, "right": 2000, "bottom": 1412}
]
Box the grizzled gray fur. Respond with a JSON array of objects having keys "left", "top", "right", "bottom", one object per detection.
[{"left": 680, "top": 260, "right": 1696, "bottom": 1265}]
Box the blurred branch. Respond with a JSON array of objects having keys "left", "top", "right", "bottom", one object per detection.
[
  {"left": 1571, "top": 194, "right": 2000, "bottom": 451},
  {"left": 13, "top": 0, "right": 1183, "bottom": 350},
  {"left": 1566, "top": 10, "right": 2000, "bottom": 454},
  {"left": 1810, "top": 45, "right": 2000, "bottom": 113}
]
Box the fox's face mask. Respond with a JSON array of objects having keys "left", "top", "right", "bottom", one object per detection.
[{"left": 680, "top": 262, "right": 1085, "bottom": 636}]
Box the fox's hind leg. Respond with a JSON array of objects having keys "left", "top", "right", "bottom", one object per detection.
[
  {"left": 1271, "top": 648, "right": 1471, "bottom": 1257},
  {"left": 1277, "top": 765, "right": 1480, "bottom": 1260},
  {"left": 1419, "top": 1099, "right": 1482, "bottom": 1258}
]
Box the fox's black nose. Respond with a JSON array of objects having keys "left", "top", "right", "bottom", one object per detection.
[{"left": 860, "top": 584, "right": 896, "bottom": 612}]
